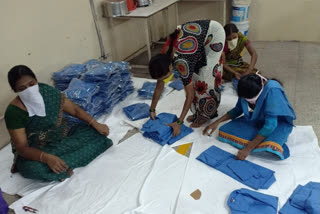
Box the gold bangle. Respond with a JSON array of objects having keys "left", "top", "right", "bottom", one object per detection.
[
  {"left": 40, "top": 152, "right": 44, "bottom": 162},
  {"left": 88, "top": 118, "right": 95, "bottom": 126}
]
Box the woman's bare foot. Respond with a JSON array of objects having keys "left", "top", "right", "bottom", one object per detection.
[
  {"left": 187, "top": 115, "right": 195, "bottom": 123},
  {"left": 190, "top": 116, "right": 208, "bottom": 128},
  {"left": 190, "top": 122, "right": 203, "bottom": 128}
]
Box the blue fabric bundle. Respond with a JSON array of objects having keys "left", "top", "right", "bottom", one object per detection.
[
  {"left": 53, "top": 64, "right": 87, "bottom": 91},
  {"left": 279, "top": 182, "right": 320, "bottom": 214},
  {"left": 169, "top": 78, "right": 184, "bottom": 91},
  {"left": 232, "top": 78, "right": 238, "bottom": 91},
  {"left": 123, "top": 103, "right": 150, "bottom": 121},
  {"left": 141, "top": 113, "right": 193, "bottom": 145},
  {"left": 138, "top": 82, "right": 156, "bottom": 99},
  {"left": 228, "top": 188, "right": 278, "bottom": 214},
  {"left": 54, "top": 60, "right": 134, "bottom": 125},
  {"left": 197, "top": 146, "right": 276, "bottom": 190}
]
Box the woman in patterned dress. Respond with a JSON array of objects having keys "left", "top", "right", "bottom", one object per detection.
[
  {"left": 148, "top": 20, "right": 225, "bottom": 136},
  {"left": 5, "top": 65, "right": 112, "bottom": 181}
]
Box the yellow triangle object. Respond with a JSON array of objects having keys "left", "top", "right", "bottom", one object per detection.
[{"left": 176, "top": 143, "right": 193, "bottom": 156}]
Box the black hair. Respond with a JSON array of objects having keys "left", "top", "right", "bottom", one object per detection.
[
  {"left": 237, "top": 73, "right": 263, "bottom": 99},
  {"left": 148, "top": 29, "right": 179, "bottom": 79},
  {"left": 224, "top": 23, "right": 239, "bottom": 37},
  {"left": 148, "top": 54, "right": 171, "bottom": 79},
  {"left": 8, "top": 65, "right": 37, "bottom": 91},
  {"left": 237, "top": 74, "right": 284, "bottom": 99},
  {"left": 167, "top": 29, "right": 180, "bottom": 58}
]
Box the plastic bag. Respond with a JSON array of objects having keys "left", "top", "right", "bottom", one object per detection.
[
  {"left": 53, "top": 64, "right": 87, "bottom": 90},
  {"left": 138, "top": 82, "right": 156, "bottom": 99},
  {"left": 123, "top": 103, "right": 150, "bottom": 121}
]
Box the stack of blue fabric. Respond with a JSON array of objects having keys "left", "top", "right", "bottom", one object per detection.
[
  {"left": 228, "top": 188, "right": 278, "bottom": 214},
  {"left": 53, "top": 60, "right": 134, "bottom": 125},
  {"left": 279, "top": 182, "right": 320, "bottom": 214},
  {"left": 169, "top": 78, "right": 184, "bottom": 91},
  {"left": 52, "top": 64, "right": 87, "bottom": 91},
  {"left": 123, "top": 103, "right": 150, "bottom": 121},
  {"left": 141, "top": 113, "right": 193, "bottom": 145},
  {"left": 138, "top": 82, "right": 156, "bottom": 99}
]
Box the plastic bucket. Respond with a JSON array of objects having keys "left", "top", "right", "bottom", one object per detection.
[
  {"left": 231, "top": 0, "right": 251, "bottom": 22},
  {"left": 231, "top": 21, "right": 249, "bottom": 36}
]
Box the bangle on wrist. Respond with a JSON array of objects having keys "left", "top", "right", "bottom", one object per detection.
[
  {"left": 149, "top": 108, "right": 156, "bottom": 113},
  {"left": 40, "top": 152, "right": 45, "bottom": 163},
  {"left": 88, "top": 118, "right": 95, "bottom": 126},
  {"left": 176, "top": 119, "right": 183, "bottom": 125}
]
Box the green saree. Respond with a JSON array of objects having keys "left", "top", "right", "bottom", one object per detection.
[
  {"left": 5, "top": 83, "right": 112, "bottom": 181},
  {"left": 223, "top": 32, "right": 258, "bottom": 81}
]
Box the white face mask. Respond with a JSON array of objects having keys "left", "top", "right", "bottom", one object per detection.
[
  {"left": 227, "top": 37, "right": 238, "bottom": 51},
  {"left": 17, "top": 84, "right": 46, "bottom": 117}
]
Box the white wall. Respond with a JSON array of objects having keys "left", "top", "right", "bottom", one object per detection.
[{"left": 248, "top": 0, "right": 320, "bottom": 42}]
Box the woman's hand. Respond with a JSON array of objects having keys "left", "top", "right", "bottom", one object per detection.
[
  {"left": 235, "top": 72, "right": 241, "bottom": 80},
  {"left": 167, "top": 122, "right": 181, "bottom": 137},
  {"left": 236, "top": 148, "right": 251, "bottom": 160},
  {"left": 203, "top": 121, "right": 219, "bottom": 136},
  {"left": 44, "top": 154, "right": 68, "bottom": 174},
  {"left": 92, "top": 122, "right": 110, "bottom": 137},
  {"left": 150, "top": 112, "right": 156, "bottom": 120}
]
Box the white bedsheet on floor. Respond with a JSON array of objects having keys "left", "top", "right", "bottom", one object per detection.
[{"left": 1, "top": 78, "right": 319, "bottom": 214}]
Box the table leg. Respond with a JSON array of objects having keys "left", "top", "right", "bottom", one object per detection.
[
  {"left": 144, "top": 18, "right": 152, "bottom": 61},
  {"left": 108, "top": 17, "right": 118, "bottom": 60},
  {"left": 163, "top": 8, "right": 169, "bottom": 38},
  {"left": 175, "top": 2, "right": 179, "bottom": 26}
]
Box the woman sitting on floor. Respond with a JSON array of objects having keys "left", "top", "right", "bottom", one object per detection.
[
  {"left": 223, "top": 23, "right": 258, "bottom": 81},
  {"left": 203, "top": 73, "right": 296, "bottom": 160},
  {"left": 5, "top": 65, "right": 113, "bottom": 181}
]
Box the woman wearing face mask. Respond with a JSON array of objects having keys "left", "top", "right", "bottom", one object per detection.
[
  {"left": 222, "top": 23, "right": 258, "bottom": 81},
  {"left": 149, "top": 20, "right": 225, "bottom": 136},
  {"left": 203, "top": 74, "right": 296, "bottom": 160},
  {"left": 4, "top": 65, "right": 113, "bottom": 181}
]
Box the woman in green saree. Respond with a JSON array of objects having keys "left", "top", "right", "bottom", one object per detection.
[
  {"left": 4, "top": 65, "right": 113, "bottom": 181},
  {"left": 222, "top": 23, "right": 258, "bottom": 81}
]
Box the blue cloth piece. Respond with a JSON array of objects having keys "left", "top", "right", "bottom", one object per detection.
[
  {"left": 123, "top": 103, "right": 150, "bottom": 121},
  {"left": 0, "top": 188, "right": 8, "bottom": 214},
  {"left": 279, "top": 182, "right": 320, "bottom": 214},
  {"left": 138, "top": 82, "right": 156, "bottom": 99},
  {"left": 141, "top": 113, "right": 193, "bottom": 145},
  {"left": 232, "top": 78, "right": 238, "bottom": 91},
  {"left": 228, "top": 188, "right": 278, "bottom": 214},
  {"left": 197, "top": 146, "right": 276, "bottom": 190},
  {"left": 169, "top": 79, "right": 184, "bottom": 91}
]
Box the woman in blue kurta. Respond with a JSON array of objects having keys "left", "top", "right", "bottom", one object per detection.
[{"left": 203, "top": 73, "right": 296, "bottom": 160}]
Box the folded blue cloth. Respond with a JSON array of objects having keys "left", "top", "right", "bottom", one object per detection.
[
  {"left": 228, "top": 188, "right": 278, "bottom": 214},
  {"left": 141, "top": 113, "right": 193, "bottom": 145},
  {"left": 197, "top": 146, "right": 276, "bottom": 190},
  {"left": 279, "top": 182, "right": 320, "bottom": 214},
  {"left": 123, "top": 103, "right": 150, "bottom": 121},
  {"left": 138, "top": 82, "right": 156, "bottom": 99},
  {"left": 0, "top": 188, "right": 8, "bottom": 214},
  {"left": 169, "top": 79, "right": 184, "bottom": 91}
]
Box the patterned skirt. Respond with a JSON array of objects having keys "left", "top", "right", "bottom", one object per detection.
[
  {"left": 190, "top": 20, "right": 225, "bottom": 125},
  {"left": 218, "top": 116, "right": 293, "bottom": 160}
]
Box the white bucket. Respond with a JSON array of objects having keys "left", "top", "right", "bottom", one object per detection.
[
  {"left": 231, "top": 0, "right": 251, "bottom": 22},
  {"left": 231, "top": 21, "right": 250, "bottom": 36}
]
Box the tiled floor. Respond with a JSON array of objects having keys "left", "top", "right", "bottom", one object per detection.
[{"left": 3, "top": 41, "right": 320, "bottom": 213}]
